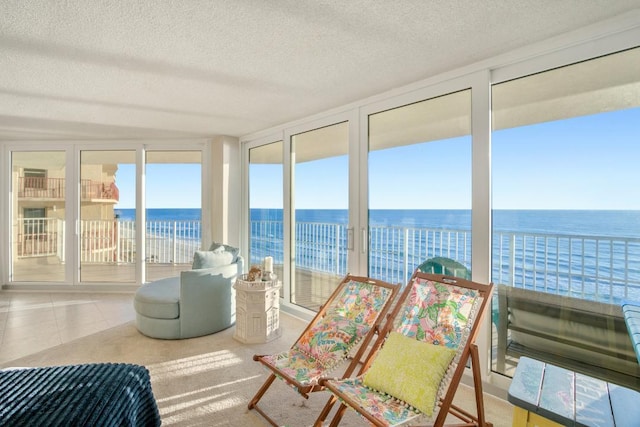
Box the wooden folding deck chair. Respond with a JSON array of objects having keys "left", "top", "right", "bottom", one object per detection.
[
  {"left": 316, "top": 271, "right": 494, "bottom": 427},
  {"left": 249, "top": 274, "right": 398, "bottom": 426}
]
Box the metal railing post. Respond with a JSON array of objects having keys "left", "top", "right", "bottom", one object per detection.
[
  {"left": 172, "top": 221, "right": 177, "bottom": 265},
  {"left": 57, "top": 219, "right": 64, "bottom": 263},
  {"left": 335, "top": 224, "right": 340, "bottom": 275},
  {"left": 116, "top": 221, "right": 121, "bottom": 263},
  {"left": 509, "top": 234, "right": 516, "bottom": 286},
  {"left": 403, "top": 228, "right": 409, "bottom": 282}
]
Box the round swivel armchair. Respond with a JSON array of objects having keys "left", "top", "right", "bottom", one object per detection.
[{"left": 134, "top": 244, "right": 244, "bottom": 339}]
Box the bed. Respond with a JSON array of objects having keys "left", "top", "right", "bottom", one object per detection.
[{"left": 0, "top": 363, "right": 161, "bottom": 426}]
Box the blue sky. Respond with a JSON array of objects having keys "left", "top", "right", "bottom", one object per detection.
[
  {"left": 251, "top": 108, "right": 640, "bottom": 210},
  {"left": 492, "top": 108, "right": 640, "bottom": 210},
  {"left": 118, "top": 107, "right": 640, "bottom": 210},
  {"left": 116, "top": 163, "right": 201, "bottom": 209}
]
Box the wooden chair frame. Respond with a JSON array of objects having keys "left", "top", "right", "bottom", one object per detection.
[
  {"left": 249, "top": 274, "right": 399, "bottom": 427},
  {"left": 316, "top": 272, "right": 494, "bottom": 427}
]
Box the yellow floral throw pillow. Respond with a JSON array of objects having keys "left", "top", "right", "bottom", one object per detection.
[{"left": 362, "top": 332, "right": 456, "bottom": 416}]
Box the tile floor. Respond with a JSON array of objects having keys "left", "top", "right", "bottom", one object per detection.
[{"left": 0, "top": 291, "right": 135, "bottom": 365}]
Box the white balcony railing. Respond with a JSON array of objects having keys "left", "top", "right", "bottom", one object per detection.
[
  {"left": 15, "top": 218, "right": 201, "bottom": 265},
  {"left": 250, "top": 221, "right": 640, "bottom": 305},
  {"left": 14, "top": 217, "right": 640, "bottom": 304},
  {"left": 15, "top": 218, "right": 63, "bottom": 259}
]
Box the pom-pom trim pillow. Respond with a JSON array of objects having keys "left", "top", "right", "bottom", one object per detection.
[{"left": 363, "top": 331, "right": 455, "bottom": 416}]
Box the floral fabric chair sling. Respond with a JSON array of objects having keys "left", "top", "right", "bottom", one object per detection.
[
  {"left": 249, "top": 274, "right": 398, "bottom": 427},
  {"left": 316, "top": 271, "right": 494, "bottom": 427}
]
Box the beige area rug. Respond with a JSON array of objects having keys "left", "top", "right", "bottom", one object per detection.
[{"left": 1, "top": 314, "right": 513, "bottom": 426}]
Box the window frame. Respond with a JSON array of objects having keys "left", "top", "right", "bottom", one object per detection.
[
  {"left": 241, "top": 24, "right": 640, "bottom": 392},
  {"left": 1, "top": 140, "right": 209, "bottom": 288}
]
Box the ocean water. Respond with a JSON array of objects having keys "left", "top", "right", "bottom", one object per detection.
[
  {"left": 116, "top": 208, "right": 201, "bottom": 222},
  {"left": 116, "top": 208, "right": 640, "bottom": 302},
  {"left": 250, "top": 208, "right": 640, "bottom": 237},
  {"left": 117, "top": 208, "right": 640, "bottom": 238}
]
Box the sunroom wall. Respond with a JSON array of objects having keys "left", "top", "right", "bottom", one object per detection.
[
  {"left": 0, "top": 138, "right": 240, "bottom": 290},
  {"left": 240, "top": 15, "right": 640, "bottom": 394}
]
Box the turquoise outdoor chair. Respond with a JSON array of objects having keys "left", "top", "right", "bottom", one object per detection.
[{"left": 416, "top": 257, "right": 471, "bottom": 280}]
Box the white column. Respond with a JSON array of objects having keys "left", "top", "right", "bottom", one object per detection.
[{"left": 209, "top": 135, "right": 241, "bottom": 248}]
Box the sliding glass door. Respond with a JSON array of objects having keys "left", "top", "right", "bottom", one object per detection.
[
  {"left": 367, "top": 90, "right": 473, "bottom": 284},
  {"left": 243, "top": 92, "right": 474, "bottom": 312},
  {"left": 248, "top": 140, "right": 284, "bottom": 295},
  {"left": 6, "top": 144, "right": 206, "bottom": 286},
  {"left": 10, "top": 151, "right": 67, "bottom": 282},
  {"left": 80, "top": 150, "right": 136, "bottom": 283},
  {"left": 291, "top": 122, "right": 350, "bottom": 311},
  {"left": 491, "top": 47, "right": 640, "bottom": 379},
  {"left": 145, "top": 150, "right": 202, "bottom": 281}
]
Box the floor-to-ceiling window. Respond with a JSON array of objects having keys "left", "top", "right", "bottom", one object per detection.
[
  {"left": 80, "top": 150, "right": 135, "bottom": 283},
  {"left": 5, "top": 143, "right": 206, "bottom": 287},
  {"left": 248, "top": 140, "right": 284, "bottom": 295},
  {"left": 367, "top": 90, "right": 473, "bottom": 284},
  {"left": 239, "top": 30, "right": 639, "bottom": 393},
  {"left": 291, "top": 122, "right": 349, "bottom": 311},
  {"left": 491, "top": 47, "right": 640, "bottom": 380},
  {"left": 10, "top": 151, "right": 67, "bottom": 282},
  {"left": 145, "top": 150, "right": 202, "bottom": 282}
]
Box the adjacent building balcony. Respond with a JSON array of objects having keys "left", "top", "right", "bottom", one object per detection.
[{"left": 17, "top": 177, "right": 119, "bottom": 202}]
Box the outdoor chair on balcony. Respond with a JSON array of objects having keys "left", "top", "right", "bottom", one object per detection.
[
  {"left": 417, "top": 257, "right": 471, "bottom": 279},
  {"left": 315, "top": 272, "right": 494, "bottom": 427},
  {"left": 249, "top": 274, "right": 399, "bottom": 427},
  {"left": 134, "top": 243, "right": 243, "bottom": 339}
]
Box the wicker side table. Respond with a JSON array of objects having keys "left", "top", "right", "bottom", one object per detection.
[{"left": 233, "top": 275, "right": 282, "bottom": 343}]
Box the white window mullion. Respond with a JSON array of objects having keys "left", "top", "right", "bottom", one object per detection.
[
  {"left": 137, "top": 147, "right": 146, "bottom": 284},
  {"left": 282, "top": 129, "right": 293, "bottom": 307},
  {"left": 69, "top": 146, "right": 79, "bottom": 285},
  {"left": 358, "top": 106, "right": 369, "bottom": 276}
]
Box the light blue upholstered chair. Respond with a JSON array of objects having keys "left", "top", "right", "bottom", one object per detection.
[{"left": 134, "top": 244, "right": 244, "bottom": 339}]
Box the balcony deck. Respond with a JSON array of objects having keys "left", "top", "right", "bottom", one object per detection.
[
  {"left": 12, "top": 258, "right": 191, "bottom": 284},
  {"left": 10, "top": 258, "right": 333, "bottom": 312}
]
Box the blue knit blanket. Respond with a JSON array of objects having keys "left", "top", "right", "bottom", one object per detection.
[{"left": 0, "top": 363, "right": 161, "bottom": 426}]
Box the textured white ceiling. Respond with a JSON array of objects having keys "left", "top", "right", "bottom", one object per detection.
[{"left": 1, "top": 1, "right": 639, "bottom": 141}]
